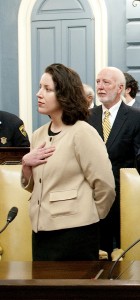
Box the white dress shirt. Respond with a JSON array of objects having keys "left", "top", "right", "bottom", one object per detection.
[{"left": 102, "top": 100, "right": 122, "bottom": 128}]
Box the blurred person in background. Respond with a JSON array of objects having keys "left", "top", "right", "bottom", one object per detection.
[
  {"left": 123, "top": 72, "right": 140, "bottom": 108},
  {"left": 83, "top": 83, "right": 96, "bottom": 108}
]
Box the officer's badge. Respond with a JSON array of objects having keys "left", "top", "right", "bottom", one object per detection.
[
  {"left": 0, "top": 137, "right": 7, "bottom": 145},
  {"left": 19, "top": 125, "right": 27, "bottom": 137}
]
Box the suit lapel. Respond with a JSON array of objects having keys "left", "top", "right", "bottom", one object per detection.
[
  {"left": 90, "top": 106, "right": 104, "bottom": 139},
  {"left": 106, "top": 102, "right": 128, "bottom": 149}
]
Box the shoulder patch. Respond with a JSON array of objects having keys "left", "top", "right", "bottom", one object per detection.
[
  {"left": 0, "top": 137, "right": 7, "bottom": 145},
  {"left": 19, "top": 125, "right": 27, "bottom": 137}
]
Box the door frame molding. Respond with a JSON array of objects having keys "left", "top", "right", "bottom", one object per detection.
[{"left": 18, "top": 0, "right": 108, "bottom": 137}]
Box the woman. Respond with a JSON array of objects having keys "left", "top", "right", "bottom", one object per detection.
[{"left": 21, "top": 63, "right": 115, "bottom": 261}]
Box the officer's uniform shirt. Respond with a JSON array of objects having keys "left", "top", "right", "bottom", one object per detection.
[{"left": 0, "top": 111, "right": 30, "bottom": 147}]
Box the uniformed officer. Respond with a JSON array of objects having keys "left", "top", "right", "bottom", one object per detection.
[{"left": 0, "top": 111, "right": 30, "bottom": 147}]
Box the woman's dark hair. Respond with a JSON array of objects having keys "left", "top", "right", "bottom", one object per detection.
[
  {"left": 124, "top": 72, "right": 139, "bottom": 99},
  {"left": 45, "top": 63, "right": 89, "bottom": 125}
]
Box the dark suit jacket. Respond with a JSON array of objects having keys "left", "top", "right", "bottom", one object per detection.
[{"left": 88, "top": 101, "right": 140, "bottom": 189}]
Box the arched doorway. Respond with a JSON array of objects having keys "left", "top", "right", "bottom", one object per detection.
[{"left": 18, "top": 0, "right": 108, "bottom": 136}]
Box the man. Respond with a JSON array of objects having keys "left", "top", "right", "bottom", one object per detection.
[
  {"left": 0, "top": 111, "right": 30, "bottom": 147},
  {"left": 83, "top": 83, "right": 95, "bottom": 108},
  {"left": 88, "top": 67, "right": 140, "bottom": 259},
  {"left": 123, "top": 72, "right": 140, "bottom": 108}
]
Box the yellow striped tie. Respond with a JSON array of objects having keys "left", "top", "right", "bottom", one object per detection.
[{"left": 102, "top": 110, "right": 111, "bottom": 143}]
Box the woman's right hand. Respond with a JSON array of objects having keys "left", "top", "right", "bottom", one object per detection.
[{"left": 22, "top": 142, "right": 55, "bottom": 167}]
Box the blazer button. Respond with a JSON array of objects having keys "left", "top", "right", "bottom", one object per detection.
[{"left": 39, "top": 178, "right": 41, "bottom": 183}]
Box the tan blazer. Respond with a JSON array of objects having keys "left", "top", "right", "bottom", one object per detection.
[{"left": 22, "top": 121, "right": 115, "bottom": 232}]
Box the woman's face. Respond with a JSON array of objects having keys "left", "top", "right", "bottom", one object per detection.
[{"left": 36, "top": 72, "right": 62, "bottom": 117}]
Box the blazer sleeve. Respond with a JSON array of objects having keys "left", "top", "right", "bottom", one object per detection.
[
  {"left": 21, "top": 172, "right": 34, "bottom": 193},
  {"left": 74, "top": 123, "right": 116, "bottom": 219}
]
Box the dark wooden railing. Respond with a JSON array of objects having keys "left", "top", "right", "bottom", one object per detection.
[
  {"left": 0, "top": 260, "right": 140, "bottom": 300},
  {"left": 0, "top": 147, "right": 30, "bottom": 164}
]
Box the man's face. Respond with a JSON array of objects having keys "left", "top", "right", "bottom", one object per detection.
[{"left": 96, "top": 69, "right": 123, "bottom": 108}]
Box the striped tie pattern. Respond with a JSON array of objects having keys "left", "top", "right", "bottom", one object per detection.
[{"left": 102, "top": 110, "right": 111, "bottom": 143}]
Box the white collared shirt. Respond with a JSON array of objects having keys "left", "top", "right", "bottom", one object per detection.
[
  {"left": 102, "top": 100, "right": 122, "bottom": 127},
  {"left": 127, "top": 99, "right": 135, "bottom": 106}
]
